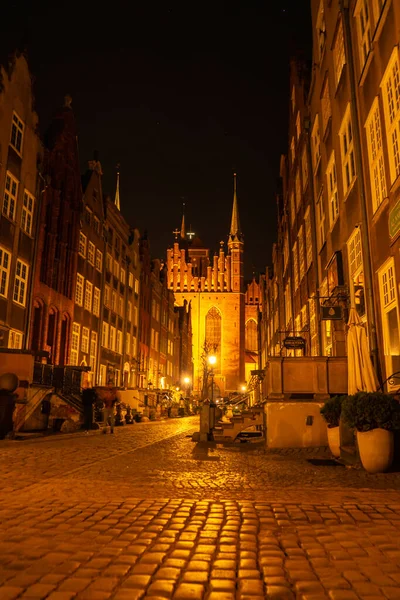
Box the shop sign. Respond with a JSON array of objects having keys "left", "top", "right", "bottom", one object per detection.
[{"left": 283, "top": 336, "right": 306, "bottom": 350}]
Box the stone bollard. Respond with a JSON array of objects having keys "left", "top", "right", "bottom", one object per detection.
[{"left": 199, "top": 401, "right": 210, "bottom": 442}]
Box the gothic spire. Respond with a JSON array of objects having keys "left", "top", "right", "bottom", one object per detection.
[
  {"left": 229, "top": 172, "right": 242, "bottom": 241},
  {"left": 115, "top": 164, "right": 121, "bottom": 211},
  {"left": 180, "top": 202, "right": 186, "bottom": 239}
]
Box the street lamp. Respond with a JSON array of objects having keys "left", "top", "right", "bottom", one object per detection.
[
  {"left": 208, "top": 355, "right": 217, "bottom": 404},
  {"left": 241, "top": 384, "right": 247, "bottom": 393}
]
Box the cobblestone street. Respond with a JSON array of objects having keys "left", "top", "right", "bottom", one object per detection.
[{"left": 2, "top": 416, "right": 400, "bottom": 599}]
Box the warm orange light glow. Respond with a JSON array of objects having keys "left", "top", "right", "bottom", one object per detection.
[
  {"left": 208, "top": 355, "right": 217, "bottom": 366},
  {"left": 184, "top": 377, "right": 190, "bottom": 385},
  {"left": 241, "top": 385, "right": 247, "bottom": 392}
]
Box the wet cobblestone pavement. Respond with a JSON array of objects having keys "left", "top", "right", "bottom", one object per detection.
[{"left": 2, "top": 416, "right": 400, "bottom": 599}]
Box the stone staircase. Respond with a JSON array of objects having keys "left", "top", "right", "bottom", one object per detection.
[{"left": 212, "top": 406, "right": 265, "bottom": 443}]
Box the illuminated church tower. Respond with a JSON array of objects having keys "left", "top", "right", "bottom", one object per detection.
[{"left": 166, "top": 174, "right": 245, "bottom": 397}]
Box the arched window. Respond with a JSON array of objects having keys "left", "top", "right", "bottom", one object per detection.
[
  {"left": 205, "top": 307, "right": 222, "bottom": 365},
  {"left": 245, "top": 319, "right": 258, "bottom": 352}
]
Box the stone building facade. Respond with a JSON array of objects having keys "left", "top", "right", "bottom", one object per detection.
[
  {"left": 166, "top": 175, "right": 245, "bottom": 397},
  {"left": 0, "top": 54, "right": 42, "bottom": 352}
]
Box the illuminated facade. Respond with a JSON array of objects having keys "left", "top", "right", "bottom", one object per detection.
[{"left": 166, "top": 175, "right": 245, "bottom": 397}]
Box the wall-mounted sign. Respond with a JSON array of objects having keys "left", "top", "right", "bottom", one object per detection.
[
  {"left": 321, "top": 305, "right": 343, "bottom": 320},
  {"left": 389, "top": 197, "right": 400, "bottom": 239},
  {"left": 283, "top": 336, "right": 306, "bottom": 350},
  {"left": 326, "top": 251, "right": 344, "bottom": 294}
]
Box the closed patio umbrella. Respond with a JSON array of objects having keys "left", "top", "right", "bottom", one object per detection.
[{"left": 347, "top": 307, "right": 378, "bottom": 395}]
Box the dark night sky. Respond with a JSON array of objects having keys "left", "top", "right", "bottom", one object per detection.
[{"left": 2, "top": 1, "right": 311, "bottom": 278}]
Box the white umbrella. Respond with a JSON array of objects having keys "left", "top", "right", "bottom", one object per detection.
[{"left": 347, "top": 307, "right": 378, "bottom": 394}]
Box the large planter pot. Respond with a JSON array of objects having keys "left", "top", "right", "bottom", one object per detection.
[
  {"left": 327, "top": 426, "right": 340, "bottom": 458},
  {"left": 357, "top": 428, "right": 394, "bottom": 474}
]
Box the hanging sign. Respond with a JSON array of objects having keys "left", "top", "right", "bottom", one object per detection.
[
  {"left": 321, "top": 305, "right": 343, "bottom": 320},
  {"left": 283, "top": 336, "right": 306, "bottom": 350}
]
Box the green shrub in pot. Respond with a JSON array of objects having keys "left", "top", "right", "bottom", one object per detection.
[
  {"left": 341, "top": 392, "right": 400, "bottom": 432},
  {"left": 320, "top": 395, "right": 346, "bottom": 428}
]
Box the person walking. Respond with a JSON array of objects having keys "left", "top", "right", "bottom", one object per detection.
[{"left": 103, "top": 386, "right": 117, "bottom": 434}]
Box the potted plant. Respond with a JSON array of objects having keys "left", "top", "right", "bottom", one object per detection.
[
  {"left": 320, "top": 395, "right": 345, "bottom": 457},
  {"left": 341, "top": 392, "right": 400, "bottom": 473}
]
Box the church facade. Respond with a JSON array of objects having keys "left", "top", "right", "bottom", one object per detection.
[{"left": 166, "top": 175, "right": 245, "bottom": 398}]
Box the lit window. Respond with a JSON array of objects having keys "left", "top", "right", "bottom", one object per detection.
[
  {"left": 316, "top": 189, "right": 326, "bottom": 250},
  {"left": 326, "top": 152, "right": 339, "bottom": 227},
  {"left": 126, "top": 333, "right": 130, "bottom": 355},
  {"left": 104, "top": 285, "right": 110, "bottom": 307},
  {"left": 106, "top": 253, "right": 113, "bottom": 272},
  {"left": 79, "top": 232, "right": 87, "bottom": 257},
  {"left": 8, "top": 329, "right": 23, "bottom": 349},
  {"left": 70, "top": 323, "right": 80, "bottom": 365},
  {"left": 298, "top": 225, "right": 305, "bottom": 282},
  {"left": 90, "top": 331, "right": 97, "bottom": 372},
  {"left": 10, "top": 112, "right": 24, "bottom": 155},
  {"left": 93, "top": 287, "right": 100, "bottom": 317},
  {"left": 380, "top": 48, "right": 400, "bottom": 184},
  {"left": 111, "top": 290, "right": 116, "bottom": 312},
  {"left": 99, "top": 364, "right": 107, "bottom": 386},
  {"left": 116, "top": 330, "right": 122, "bottom": 354},
  {"left": 128, "top": 272, "right": 134, "bottom": 288},
  {"left": 88, "top": 241, "right": 95, "bottom": 265},
  {"left": 120, "top": 268, "right": 126, "bottom": 285},
  {"left": 113, "top": 260, "right": 119, "bottom": 278},
  {"left": 109, "top": 326, "right": 116, "bottom": 351},
  {"left": 84, "top": 280, "right": 93, "bottom": 312},
  {"left": 333, "top": 18, "right": 346, "bottom": 86},
  {"left": 245, "top": 319, "right": 258, "bottom": 352},
  {"left": 365, "top": 97, "right": 387, "bottom": 212},
  {"left": 96, "top": 249, "right": 103, "bottom": 272},
  {"left": 305, "top": 207, "right": 313, "bottom": 270},
  {"left": 205, "top": 307, "right": 222, "bottom": 366},
  {"left": 284, "top": 280, "right": 292, "bottom": 326},
  {"left": 75, "top": 273, "right": 84, "bottom": 306},
  {"left": 347, "top": 228, "right": 365, "bottom": 319},
  {"left": 292, "top": 241, "right": 299, "bottom": 290},
  {"left": 378, "top": 258, "right": 400, "bottom": 388},
  {"left": 355, "top": 0, "right": 371, "bottom": 70},
  {"left": 81, "top": 327, "right": 90, "bottom": 354},
  {"left": 3, "top": 172, "right": 18, "bottom": 221},
  {"left": 316, "top": 0, "right": 326, "bottom": 62},
  {"left": 321, "top": 76, "right": 331, "bottom": 134},
  {"left": 134, "top": 279, "right": 139, "bottom": 294},
  {"left": 13, "top": 259, "right": 29, "bottom": 306},
  {"left": 21, "top": 190, "right": 34, "bottom": 235},
  {"left": 311, "top": 116, "right": 321, "bottom": 172},
  {"left": 339, "top": 105, "right": 356, "bottom": 195},
  {"left": 102, "top": 322, "right": 109, "bottom": 348},
  {"left": 309, "top": 298, "right": 318, "bottom": 356},
  {"left": 134, "top": 306, "right": 138, "bottom": 326},
  {"left": 118, "top": 295, "right": 124, "bottom": 317},
  {"left": 0, "top": 246, "right": 11, "bottom": 298}
]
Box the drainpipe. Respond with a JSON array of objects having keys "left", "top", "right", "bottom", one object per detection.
[{"left": 340, "top": 0, "right": 379, "bottom": 371}]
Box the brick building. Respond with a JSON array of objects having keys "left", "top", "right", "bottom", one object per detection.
[{"left": 0, "top": 53, "right": 42, "bottom": 352}]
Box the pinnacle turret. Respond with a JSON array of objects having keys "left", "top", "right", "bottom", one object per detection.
[{"left": 229, "top": 172, "right": 243, "bottom": 241}]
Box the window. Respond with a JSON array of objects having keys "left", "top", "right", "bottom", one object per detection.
[
  {"left": 134, "top": 306, "right": 138, "bottom": 326},
  {"left": 116, "top": 330, "right": 122, "bottom": 354},
  {"left": 93, "top": 216, "right": 100, "bottom": 235},
  {"left": 134, "top": 279, "right": 139, "bottom": 294},
  {"left": 13, "top": 259, "right": 29, "bottom": 306},
  {"left": 0, "top": 246, "right": 11, "bottom": 298},
  {"left": 347, "top": 228, "right": 365, "bottom": 319},
  {"left": 127, "top": 300, "right": 132, "bottom": 322},
  {"left": 113, "top": 260, "right": 119, "bottom": 278},
  {"left": 290, "top": 192, "right": 295, "bottom": 226},
  {"left": 115, "top": 369, "right": 120, "bottom": 387},
  {"left": 21, "top": 190, "right": 34, "bottom": 235},
  {"left": 75, "top": 273, "right": 84, "bottom": 306},
  {"left": 84, "top": 206, "right": 92, "bottom": 225},
  {"left": 70, "top": 323, "right": 80, "bottom": 365},
  {"left": 90, "top": 331, "right": 97, "bottom": 372},
  {"left": 316, "top": 189, "right": 326, "bottom": 250},
  {"left": 3, "top": 172, "right": 18, "bottom": 221},
  {"left": 93, "top": 287, "right": 100, "bottom": 317},
  {"left": 120, "top": 268, "right": 126, "bottom": 285},
  {"left": 381, "top": 48, "right": 400, "bottom": 184},
  {"left": 365, "top": 98, "right": 387, "bottom": 213},
  {"left": 296, "top": 112, "right": 301, "bottom": 142},
  {"left": 309, "top": 298, "right": 318, "bottom": 356},
  {"left": 84, "top": 280, "right": 93, "bottom": 312},
  {"left": 8, "top": 329, "right": 23, "bottom": 349},
  {"left": 99, "top": 364, "right": 107, "bottom": 386},
  {"left": 333, "top": 18, "right": 346, "bottom": 86},
  {"left": 301, "top": 148, "right": 308, "bottom": 191},
  {"left": 321, "top": 76, "right": 331, "bottom": 135},
  {"left": 102, "top": 322, "right": 109, "bottom": 348},
  {"left": 298, "top": 225, "right": 305, "bottom": 282},
  {"left": 292, "top": 242, "right": 299, "bottom": 290},
  {"left": 205, "top": 307, "right": 222, "bottom": 365},
  {"left": 126, "top": 333, "right": 130, "bottom": 355},
  {"left": 378, "top": 258, "right": 400, "bottom": 387},
  {"left": 284, "top": 281, "right": 292, "bottom": 326},
  {"left": 118, "top": 295, "right": 124, "bottom": 317},
  {"left": 245, "top": 319, "right": 258, "bottom": 352},
  {"left": 340, "top": 105, "right": 356, "bottom": 195},
  {"left": 88, "top": 242, "right": 95, "bottom": 265},
  {"left": 111, "top": 290, "right": 117, "bottom": 312},
  {"left": 79, "top": 232, "right": 87, "bottom": 257},
  {"left": 311, "top": 116, "right": 321, "bottom": 172},
  {"left": 305, "top": 207, "right": 313, "bottom": 270},
  {"left": 355, "top": 0, "right": 371, "bottom": 70},
  {"left": 96, "top": 249, "right": 103, "bottom": 272},
  {"left": 295, "top": 169, "right": 301, "bottom": 210},
  {"left": 326, "top": 152, "right": 339, "bottom": 227},
  {"left": 10, "top": 112, "right": 24, "bottom": 154},
  {"left": 106, "top": 253, "right": 113, "bottom": 272},
  {"left": 109, "top": 326, "right": 116, "bottom": 351},
  {"left": 81, "top": 327, "right": 90, "bottom": 354},
  {"left": 104, "top": 285, "right": 110, "bottom": 307},
  {"left": 316, "top": 0, "right": 326, "bottom": 61},
  {"left": 128, "top": 272, "right": 134, "bottom": 288},
  {"left": 283, "top": 234, "right": 289, "bottom": 272}
]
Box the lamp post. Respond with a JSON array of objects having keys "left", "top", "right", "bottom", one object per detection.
[{"left": 208, "top": 354, "right": 217, "bottom": 431}]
